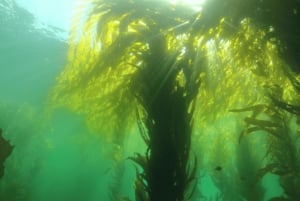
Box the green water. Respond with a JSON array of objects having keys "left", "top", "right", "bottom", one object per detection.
[
  {"left": 1, "top": 1, "right": 300, "bottom": 201},
  {"left": 0, "top": 1, "right": 122, "bottom": 200}
]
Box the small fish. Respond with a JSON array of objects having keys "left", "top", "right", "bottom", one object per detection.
[
  {"left": 215, "top": 166, "right": 222, "bottom": 171},
  {"left": 0, "top": 128, "right": 14, "bottom": 179}
]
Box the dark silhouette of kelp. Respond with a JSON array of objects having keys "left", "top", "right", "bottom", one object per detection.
[
  {"left": 0, "top": 128, "right": 14, "bottom": 179},
  {"left": 129, "top": 33, "right": 200, "bottom": 201},
  {"left": 231, "top": 102, "right": 300, "bottom": 201}
]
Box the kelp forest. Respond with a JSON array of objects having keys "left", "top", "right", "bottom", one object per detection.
[{"left": 1, "top": 0, "right": 300, "bottom": 201}]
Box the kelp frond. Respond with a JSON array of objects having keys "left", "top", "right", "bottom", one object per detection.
[{"left": 49, "top": 0, "right": 203, "bottom": 142}]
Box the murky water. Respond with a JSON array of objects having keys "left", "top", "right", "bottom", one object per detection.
[{"left": 1, "top": 1, "right": 299, "bottom": 201}]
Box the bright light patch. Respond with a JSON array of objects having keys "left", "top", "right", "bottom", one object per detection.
[
  {"left": 14, "top": 0, "right": 83, "bottom": 40},
  {"left": 169, "top": 0, "right": 207, "bottom": 11}
]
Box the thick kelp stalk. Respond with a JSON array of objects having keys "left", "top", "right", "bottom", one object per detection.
[{"left": 131, "top": 33, "right": 200, "bottom": 201}]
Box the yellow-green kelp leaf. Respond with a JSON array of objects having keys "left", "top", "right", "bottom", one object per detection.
[
  {"left": 49, "top": 0, "right": 203, "bottom": 144},
  {"left": 192, "top": 17, "right": 299, "bottom": 173},
  {"left": 49, "top": 0, "right": 299, "bottom": 152}
]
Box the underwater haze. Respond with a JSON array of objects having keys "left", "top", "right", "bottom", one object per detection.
[
  {"left": 0, "top": 1, "right": 137, "bottom": 201},
  {"left": 1, "top": 0, "right": 300, "bottom": 201}
]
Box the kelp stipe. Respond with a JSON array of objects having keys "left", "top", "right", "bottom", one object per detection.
[{"left": 129, "top": 31, "right": 201, "bottom": 201}]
